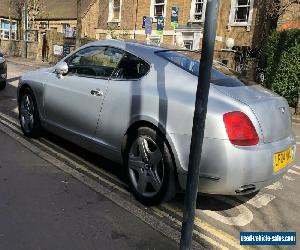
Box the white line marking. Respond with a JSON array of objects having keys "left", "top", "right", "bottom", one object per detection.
[
  {"left": 163, "top": 204, "right": 245, "bottom": 250},
  {"left": 283, "top": 175, "right": 295, "bottom": 181},
  {"left": 152, "top": 208, "right": 230, "bottom": 250},
  {"left": 265, "top": 181, "right": 283, "bottom": 191},
  {"left": 236, "top": 193, "right": 276, "bottom": 209},
  {"left": 292, "top": 165, "right": 300, "bottom": 170},
  {"left": 202, "top": 197, "right": 253, "bottom": 227},
  {"left": 288, "top": 169, "right": 300, "bottom": 175}
]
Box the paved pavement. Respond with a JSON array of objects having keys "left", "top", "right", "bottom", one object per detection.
[
  {"left": 0, "top": 129, "right": 178, "bottom": 250},
  {"left": 0, "top": 60, "right": 299, "bottom": 250}
]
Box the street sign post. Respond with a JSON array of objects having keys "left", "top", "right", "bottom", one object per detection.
[
  {"left": 144, "top": 17, "right": 152, "bottom": 35},
  {"left": 180, "top": 0, "right": 220, "bottom": 249}
]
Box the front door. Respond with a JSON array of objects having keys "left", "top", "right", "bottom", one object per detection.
[{"left": 43, "top": 46, "right": 124, "bottom": 139}]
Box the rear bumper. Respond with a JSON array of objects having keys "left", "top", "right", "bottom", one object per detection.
[{"left": 177, "top": 135, "right": 296, "bottom": 195}]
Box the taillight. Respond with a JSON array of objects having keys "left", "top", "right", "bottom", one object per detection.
[{"left": 223, "top": 111, "right": 259, "bottom": 146}]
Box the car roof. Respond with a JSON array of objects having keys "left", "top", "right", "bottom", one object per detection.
[{"left": 80, "top": 39, "right": 181, "bottom": 64}]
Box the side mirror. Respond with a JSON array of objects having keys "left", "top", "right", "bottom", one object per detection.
[{"left": 55, "top": 62, "right": 68, "bottom": 77}]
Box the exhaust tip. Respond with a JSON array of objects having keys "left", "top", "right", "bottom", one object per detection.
[{"left": 235, "top": 184, "right": 256, "bottom": 194}]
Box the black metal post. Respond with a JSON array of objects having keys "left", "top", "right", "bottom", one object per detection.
[
  {"left": 24, "top": 0, "right": 28, "bottom": 58},
  {"left": 76, "top": 0, "right": 82, "bottom": 48},
  {"left": 180, "top": 0, "right": 219, "bottom": 249}
]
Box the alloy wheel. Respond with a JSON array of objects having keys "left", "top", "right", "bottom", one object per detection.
[
  {"left": 128, "top": 136, "right": 164, "bottom": 198},
  {"left": 20, "top": 94, "right": 35, "bottom": 133}
]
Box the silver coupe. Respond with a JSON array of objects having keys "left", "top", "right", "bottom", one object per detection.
[{"left": 18, "top": 40, "right": 296, "bottom": 205}]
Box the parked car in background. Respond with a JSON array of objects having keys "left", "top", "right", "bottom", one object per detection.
[
  {"left": 17, "top": 40, "right": 296, "bottom": 205},
  {"left": 0, "top": 52, "right": 7, "bottom": 90}
]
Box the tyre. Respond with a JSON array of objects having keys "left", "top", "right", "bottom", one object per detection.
[
  {"left": 125, "top": 127, "right": 177, "bottom": 205},
  {"left": 19, "top": 88, "right": 42, "bottom": 138},
  {"left": 0, "top": 80, "right": 6, "bottom": 90}
]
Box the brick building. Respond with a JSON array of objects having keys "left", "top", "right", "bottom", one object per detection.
[{"left": 93, "top": 0, "right": 266, "bottom": 51}]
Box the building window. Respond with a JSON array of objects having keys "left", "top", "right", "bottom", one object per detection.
[
  {"left": 150, "top": 0, "right": 167, "bottom": 19},
  {"left": 228, "top": 0, "right": 255, "bottom": 30},
  {"left": 234, "top": 0, "right": 251, "bottom": 22},
  {"left": 190, "top": 0, "right": 207, "bottom": 22},
  {"left": 108, "top": 0, "right": 122, "bottom": 22},
  {"left": 184, "top": 40, "right": 193, "bottom": 50},
  {"left": 0, "top": 19, "right": 17, "bottom": 40},
  {"left": 39, "top": 22, "right": 48, "bottom": 29},
  {"left": 62, "top": 23, "right": 70, "bottom": 34}
]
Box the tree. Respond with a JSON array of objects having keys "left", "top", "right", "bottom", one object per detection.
[
  {"left": 253, "top": 0, "right": 300, "bottom": 68},
  {"left": 9, "top": 0, "right": 44, "bottom": 39},
  {"left": 9, "top": 0, "right": 26, "bottom": 40},
  {"left": 265, "top": 0, "right": 300, "bottom": 20}
]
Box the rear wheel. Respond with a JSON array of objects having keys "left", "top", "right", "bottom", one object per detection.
[
  {"left": 0, "top": 80, "right": 6, "bottom": 90},
  {"left": 125, "top": 127, "right": 177, "bottom": 205},
  {"left": 19, "top": 88, "right": 42, "bottom": 138}
]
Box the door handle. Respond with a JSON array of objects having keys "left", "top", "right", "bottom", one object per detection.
[{"left": 90, "top": 89, "right": 104, "bottom": 96}]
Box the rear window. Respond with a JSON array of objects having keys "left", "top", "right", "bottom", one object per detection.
[{"left": 155, "top": 50, "right": 257, "bottom": 87}]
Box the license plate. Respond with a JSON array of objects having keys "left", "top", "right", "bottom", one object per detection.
[{"left": 273, "top": 147, "right": 293, "bottom": 172}]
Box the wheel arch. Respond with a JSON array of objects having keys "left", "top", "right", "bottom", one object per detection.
[
  {"left": 122, "top": 118, "right": 183, "bottom": 188},
  {"left": 18, "top": 83, "right": 32, "bottom": 103},
  {"left": 18, "top": 83, "right": 45, "bottom": 122}
]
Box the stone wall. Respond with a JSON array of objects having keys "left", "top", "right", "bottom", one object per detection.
[{"left": 0, "top": 40, "right": 22, "bottom": 57}]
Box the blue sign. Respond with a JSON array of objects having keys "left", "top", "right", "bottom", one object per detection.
[
  {"left": 144, "top": 17, "right": 152, "bottom": 35},
  {"left": 240, "top": 232, "right": 296, "bottom": 245},
  {"left": 156, "top": 16, "right": 165, "bottom": 35},
  {"left": 171, "top": 6, "right": 179, "bottom": 27}
]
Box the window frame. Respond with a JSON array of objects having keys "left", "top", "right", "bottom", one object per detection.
[
  {"left": 189, "top": 0, "right": 207, "bottom": 23},
  {"left": 65, "top": 46, "right": 125, "bottom": 80},
  {"left": 228, "top": 0, "right": 255, "bottom": 31},
  {"left": 110, "top": 52, "right": 151, "bottom": 81},
  {"left": 108, "top": 0, "right": 123, "bottom": 23},
  {"left": 150, "top": 0, "right": 167, "bottom": 21}
]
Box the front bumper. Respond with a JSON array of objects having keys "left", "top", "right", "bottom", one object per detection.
[{"left": 177, "top": 135, "right": 296, "bottom": 195}]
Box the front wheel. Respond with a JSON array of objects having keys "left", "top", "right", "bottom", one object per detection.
[
  {"left": 125, "top": 127, "right": 177, "bottom": 205},
  {"left": 19, "top": 88, "right": 42, "bottom": 138}
]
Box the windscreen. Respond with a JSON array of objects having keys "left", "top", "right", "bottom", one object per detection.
[{"left": 155, "top": 50, "right": 257, "bottom": 87}]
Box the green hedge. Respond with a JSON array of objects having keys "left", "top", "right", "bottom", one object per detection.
[{"left": 265, "top": 29, "right": 300, "bottom": 109}]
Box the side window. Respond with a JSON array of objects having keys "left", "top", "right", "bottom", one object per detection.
[
  {"left": 112, "top": 53, "right": 150, "bottom": 80},
  {"left": 67, "top": 47, "right": 124, "bottom": 78}
]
